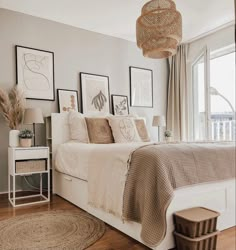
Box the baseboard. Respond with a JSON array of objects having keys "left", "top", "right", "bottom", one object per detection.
[
  {"left": 0, "top": 190, "right": 22, "bottom": 195},
  {"left": 0, "top": 189, "right": 36, "bottom": 196}
]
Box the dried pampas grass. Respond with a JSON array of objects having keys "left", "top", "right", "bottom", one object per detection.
[{"left": 0, "top": 86, "right": 25, "bottom": 129}]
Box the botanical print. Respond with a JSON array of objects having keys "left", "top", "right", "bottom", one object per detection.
[
  {"left": 92, "top": 91, "right": 107, "bottom": 111},
  {"left": 112, "top": 95, "right": 129, "bottom": 116},
  {"left": 16, "top": 46, "right": 54, "bottom": 100},
  {"left": 57, "top": 89, "right": 79, "bottom": 113},
  {"left": 130, "top": 67, "right": 153, "bottom": 107},
  {"left": 80, "top": 73, "right": 110, "bottom": 115},
  {"left": 119, "top": 118, "right": 135, "bottom": 141}
]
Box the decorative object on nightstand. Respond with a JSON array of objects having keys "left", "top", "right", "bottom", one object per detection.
[
  {"left": 8, "top": 146, "right": 50, "bottom": 207},
  {"left": 0, "top": 87, "right": 25, "bottom": 147},
  {"left": 19, "top": 129, "right": 34, "bottom": 147},
  {"left": 152, "top": 115, "right": 166, "bottom": 141},
  {"left": 23, "top": 108, "right": 44, "bottom": 146},
  {"left": 164, "top": 130, "right": 172, "bottom": 142}
]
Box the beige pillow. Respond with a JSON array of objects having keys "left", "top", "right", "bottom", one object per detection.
[
  {"left": 86, "top": 118, "right": 114, "bottom": 144},
  {"left": 108, "top": 116, "right": 141, "bottom": 143},
  {"left": 68, "top": 111, "right": 90, "bottom": 143},
  {"left": 135, "top": 118, "right": 150, "bottom": 142}
]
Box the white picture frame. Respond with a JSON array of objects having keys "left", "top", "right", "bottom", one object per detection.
[
  {"left": 80, "top": 72, "right": 110, "bottom": 115},
  {"left": 130, "top": 66, "right": 153, "bottom": 107},
  {"left": 16, "top": 45, "right": 55, "bottom": 101}
]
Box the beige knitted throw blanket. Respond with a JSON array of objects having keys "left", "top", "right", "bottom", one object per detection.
[{"left": 123, "top": 142, "right": 235, "bottom": 247}]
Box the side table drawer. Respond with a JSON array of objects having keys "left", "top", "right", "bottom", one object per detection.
[
  {"left": 15, "top": 149, "right": 48, "bottom": 160},
  {"left": 16, "top": 159, "right": 47, "bottom": 174}
]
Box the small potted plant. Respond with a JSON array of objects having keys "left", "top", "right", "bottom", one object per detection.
[
  {"left": 164, "top": 130, "right": 172, "bottom": 142},
  {"left": 19, "top": 129, "right": 34, "bottom": 147}
]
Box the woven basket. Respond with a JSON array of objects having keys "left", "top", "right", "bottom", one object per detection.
[{"left": 15, "top": 160, "right": 46, "bottom": 174}]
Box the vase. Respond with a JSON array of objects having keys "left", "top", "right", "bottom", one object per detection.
[
  {"left": 20, "top": 138, "right": 32, "bottom": 147},
  {"left": 9, "top": 130, "right": 20, "bottom": 147},
  {"left": 165, "top": 137, "right": 172, "bottom": 142}
]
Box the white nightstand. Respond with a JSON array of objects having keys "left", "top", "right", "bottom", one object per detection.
[{"left": 8, "top": 147, "right": 50, "bottom": 207}]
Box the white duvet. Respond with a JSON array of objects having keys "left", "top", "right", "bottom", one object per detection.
[{"left": 55, "top": 141, "right": 151, "bottom": 216}]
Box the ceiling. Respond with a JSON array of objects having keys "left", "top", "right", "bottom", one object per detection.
[{"left": 0, "top": 0, "right": 234, "bottom": 43}]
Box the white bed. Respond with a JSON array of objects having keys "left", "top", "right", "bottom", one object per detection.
[{"left": 52, "top": 113, "right": 236, "bottom": 250}]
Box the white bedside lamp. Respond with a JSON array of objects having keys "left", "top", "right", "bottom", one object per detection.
[
  {"left": 152, "top": 115, "right": 166, "bottom": 142},
  {"left": 23, "top": 108, "right": 44, "bottom": 146}
]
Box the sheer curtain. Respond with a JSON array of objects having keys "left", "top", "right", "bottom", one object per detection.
[{"left": 166, "top": 44, "right": 189, "bottom": 141}]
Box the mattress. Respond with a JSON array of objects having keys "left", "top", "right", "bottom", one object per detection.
[{"left": 55, "top": 141, "right": 151, "bottom": 181}]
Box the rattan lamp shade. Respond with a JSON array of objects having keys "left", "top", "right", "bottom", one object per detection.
[{"left": 136, "top": 0, "right": 182, "bottom": 59}]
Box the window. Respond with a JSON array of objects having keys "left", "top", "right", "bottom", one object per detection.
[{"left": 192, "top": 46, "right": 235, "bottom": 141}]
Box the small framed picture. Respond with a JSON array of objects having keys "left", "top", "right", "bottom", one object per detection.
[
  {"left": 57, "top": 89, "right": 79, "bottom": 113},
  {"left": 16, "top": 45, "right": 55, "bottom": 101},
  {"left": 111, "top": 95, "right": 129, "bottom": 116},
  {"left": 130, "top": 66, "right": 153, "bottom": 107},
  {"left": 80, "top": 72, "right": 110, "bottom": 115}
]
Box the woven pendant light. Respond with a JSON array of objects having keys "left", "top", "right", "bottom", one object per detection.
[{"left": 136, "top": 0, "right": 182, "bottom": 59}]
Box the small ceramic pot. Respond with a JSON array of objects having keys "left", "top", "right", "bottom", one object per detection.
[
  {"left": 165, "top": 137, "right": 172, "bottom": 142},
  {"left": 9, "top": 130, "right": 20, "bottom": 147},
  {"left": 20, "top": 138, "right": 32, "bottom": 147}
]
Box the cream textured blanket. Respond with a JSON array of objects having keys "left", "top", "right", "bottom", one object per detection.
[
  {"left": 88, "top": 142, "right": 150, "bottom": 217},
  {"left": 123, "top": 142, "right": 236, "bottom": 247}
]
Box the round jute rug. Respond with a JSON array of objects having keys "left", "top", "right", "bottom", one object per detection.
[{"left": 0, "top": 210, "right": 106, "bottom": 250}]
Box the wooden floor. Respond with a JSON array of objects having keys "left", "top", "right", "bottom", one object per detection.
[{"left": 0, "top": 193, "right": 235, "bottom": 250}]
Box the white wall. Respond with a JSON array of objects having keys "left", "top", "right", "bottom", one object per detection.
[
  {"left": 188, "top": 25, "right": 235, "bottom": 62},
  {"left": 0, "top": 9, "right": 168, "bottom": 193}
]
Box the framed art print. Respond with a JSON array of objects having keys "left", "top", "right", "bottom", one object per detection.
[
  {"left": 16, "top": 45, "right": 55, "bottom": 101},
  {"left": 111, "top": 95, "right": 129, "bottom": 116},
  {"left": 129, "top": 66, "right": 153, "bottom": 107},
  {"left": 80, "top": 72, "right": 110, "bottom": 115},
  {"left": 57, "top": 89, "right": 79, "bottom": 113}
]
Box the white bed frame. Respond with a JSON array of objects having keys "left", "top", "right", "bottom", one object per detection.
[{"left": 51, "top": 113, "right": 235, "bottom": 250}]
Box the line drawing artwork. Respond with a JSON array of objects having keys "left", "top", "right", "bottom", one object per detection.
[
  {"left": 22, "top": 53, "right": 50, "bottom": 91},
  {"left": 91, "top": 90, "right": 107, "bottom": 111},
  {"left": 119, "top": 118, "right": 135, "bottom": 141}
]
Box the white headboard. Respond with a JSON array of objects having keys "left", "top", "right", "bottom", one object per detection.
[
  {"left": 51, "top": 112, "right": 70, "bottom": 159},
  {"left": 51, "top": 113, "right": 70, "bottom": 193}
]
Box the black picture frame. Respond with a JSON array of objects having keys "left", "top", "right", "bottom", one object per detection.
[
  {"left": 16, "top": 45, "right": 55, "bottom": 101},
  {"left": 80, "top": 72, "right": 110, "bottom": 114},
  {"left": 111, "top": 95, "right": 129, "bottom": 116},
  {"left": 57, "top": 89, "right": 79, "bottom": 113},
  {"left": 129, "top": 66, "right": 153, "bottom": 108}
]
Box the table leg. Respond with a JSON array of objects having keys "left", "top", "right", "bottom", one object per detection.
[{"left": 13, "top": 175, "right": 15, "bottom": 207}]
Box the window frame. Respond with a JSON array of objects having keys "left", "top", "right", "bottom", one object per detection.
[{"left": 191, "top": 44, "right": 235, "bottom": 141}]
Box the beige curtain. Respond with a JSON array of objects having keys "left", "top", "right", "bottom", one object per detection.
[{"left": 167, "top": 44, "right": 188, "bottom": 141}]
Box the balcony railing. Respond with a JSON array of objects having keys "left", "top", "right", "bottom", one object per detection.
[{"left": 211, "top": 120, "right": 235, "bottom": 141}]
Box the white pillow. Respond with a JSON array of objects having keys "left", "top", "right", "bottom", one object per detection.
[
  {"left": 108, "top": 116, "right": 141, "bottom": 143},
  {"left": 68, "top": 111, "right": 90, "bottom": 143}
]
